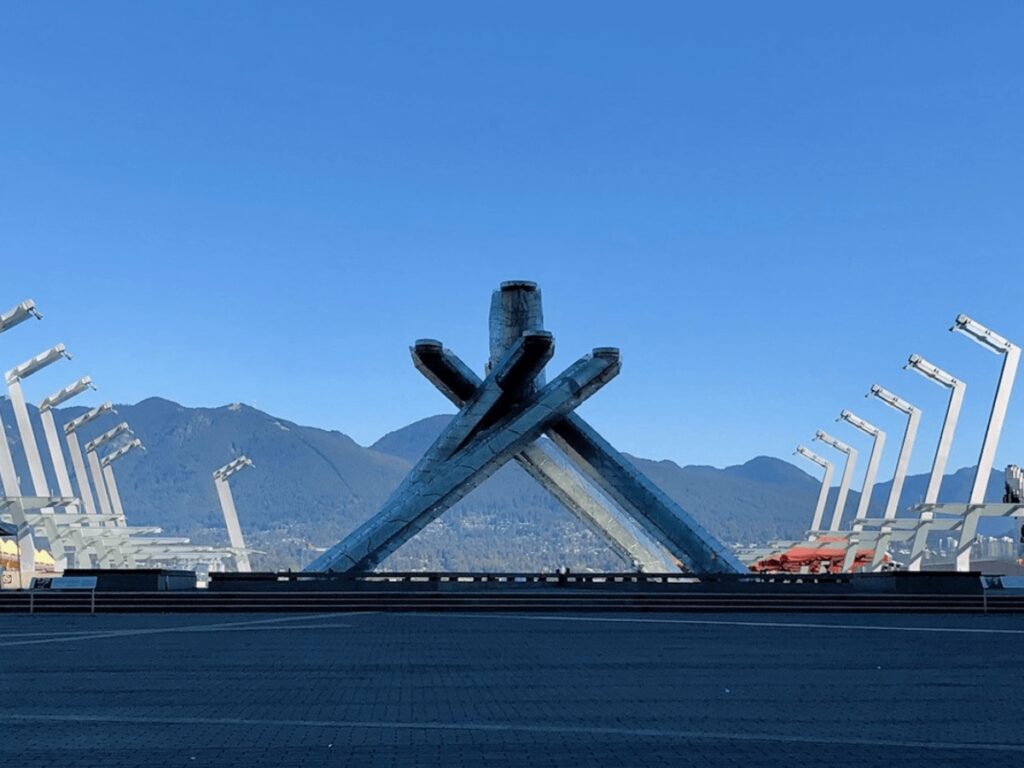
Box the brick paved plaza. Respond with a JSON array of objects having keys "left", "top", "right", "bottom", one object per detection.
[{"left": 2, "top": 611, "right": 1023, "bottom": 767}]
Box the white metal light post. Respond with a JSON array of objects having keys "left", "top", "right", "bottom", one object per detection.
[
  {"left": 64, "top": 403, "right": 115, "bottom": 516},
  {"left": 5, "top": 345, "right": 73, "bottom": 498},
  {"left": 39, "top": 377, "right": 95, "bottom": 504},
  {"left": 101, "top": 438, "right": 143, "bottom": 526},
  {"left": 795, "top": 445, "right": 834, "bottom": 533},
  {"left": 951, "top": 315, "right": 1020, "bottom": 571},
  {"left": 37, "top": 376, "right": 97, "bottom": 567},
  {"left": 867, "top": 385, "right": 921, "bottom": 570},
  {"left": 5, "top": 345, "right": 74, "bottom": 567},
  {"left": 868, "top": 385, "right": 921, "bottom": 521},
  {"left": 813, "top": 430, "right": 858, "bottom": 531},
  {"left": 952, "top": 316, "right": 1019, "bottom": 503},
  {"left": 838, "top": 411, "right": 886, "bottom": 532},
  {"left": 0, "top": 300, "right": 43, "bottom": 334},
  {"left": 84, "top": 422, "right": 132, "bottom": 518},
  {"left": 905, "top": 356, "right": 966, "bottom": 504},
  {"left": 213, "top": 455, "right": 254, "bottom": 572},
  {"left": 0, "top": 300, "right": 43, "bottom": 581},
  {"left": 904, "top": 355, "right": 966, "bottom": 571}
]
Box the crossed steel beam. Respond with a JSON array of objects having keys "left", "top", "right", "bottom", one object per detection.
[{"left": 309, "top": 282, "right": 742, "bottom": 575}]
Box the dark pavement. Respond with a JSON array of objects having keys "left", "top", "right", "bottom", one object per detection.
[{"left": 1, "top": 611, "right": 1022, "bottom": 767}]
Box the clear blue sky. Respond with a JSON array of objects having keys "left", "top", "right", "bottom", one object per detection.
[{"left": 2, "top": 2, "right": 1023, "bottom": 492}]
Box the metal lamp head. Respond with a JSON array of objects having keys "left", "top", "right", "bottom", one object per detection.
[
  {"left": 905, "top": 354, "right": 960, "bottom": 389},
  {"left": 84, "top": 422, "right": 132, "bottom": 453},
  {"left": 868, "top": 384, "right": 918, "bottom": 415},
  {"left": 814, "top": 430, "right": 853, "bottom": 454},
  {"left": 64, "top": 402, "right": 116, "bottom": 435},
  {"left": 0, "top": 300, "right": 42, "bottom": 334},
  {"left": 214, "top": 455, "right": 255, "bottom": 481},
  {"left": 6, "top": 343, "right": 72, "bottom": 384},
  {"left": 838, "top": 410, "right": 882, "bottom": 437},
  {"left": 101, "top": 438, "right": 144, "bottom": 467},
  {"left": 795, "top": 445, "right": 830, "bottom": 469},
  {"left": 39, "top": 376, "right": 96, "bottom": 411},
  {"left": 951, "top": 314, "right": 1016, "bottom": 354}
]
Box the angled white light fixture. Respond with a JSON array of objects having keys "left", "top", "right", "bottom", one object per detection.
[
  {"left": 950, "top": 314, "right": 1019, "bottom": 571},
  {"left": 867, "top": 384, "right": 921, "bottom": 521},
  {"left": 213, "top": 455, "right": 255, "bottom": 572},
  {"left": 813, "top": 430, "right": 857, "bottom": 531},
  {"left": 794, "top": 445, "right": 834, "bottom": 533},
  {"left": 838, "top": 410, "right": 886, "bottom": 531}
]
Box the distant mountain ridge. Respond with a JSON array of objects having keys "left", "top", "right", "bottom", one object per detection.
[{"left": 0, "top": 396, "right": 1011, "bottom": 571}]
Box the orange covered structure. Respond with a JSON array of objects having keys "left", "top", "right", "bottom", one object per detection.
[{"left": 749, "top": 536, "right": 886, "bottom": 574}]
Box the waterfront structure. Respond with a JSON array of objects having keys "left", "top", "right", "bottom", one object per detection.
[
  {"left": 950, "top": 315, "right": 1020, "bottom": 571},
  {"left": 794, "top": 445, "right": 833, "bottom": 533},
  {"left": 37, "top": 377, "right": 96, "bottom": 565},
  {"left": 0, "top": 300, "right": 44, "bottom": 579},
  {"left": 213, "top": 455, "right": 255, "bottom": 572},
  {"left": 39, "top": 377, "right": 95, "bottom": 512},
  {"left": 311, "top": 281, "right": 742, "bottom": 575},
  {"left": 838, "top": 411, "right": 885, "bottom": 533},
  {"left": 101, "top": 438, "right": 143, "bottom": 525},
  {"left": 812, "top": 430, "right": 857, "bottom": 532},
  {"left": 904, "top": 355, "right": 965, "bottom": 571},
  {"left": 6, "top": 345, "right": 76, "bottom": 566},
  {"left": 64, "top": 402, "right": 116, "bottom": 516},
  {"left": 84, "top": 422, "right": 132, "bottom": 518}
]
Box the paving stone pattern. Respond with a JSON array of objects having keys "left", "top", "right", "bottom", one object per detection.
[{"left": 1, "top": 611, "right": 1022, "bottom": 767}]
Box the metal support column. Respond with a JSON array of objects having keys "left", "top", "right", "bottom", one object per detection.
[
  {"left": 64, "top": 403, "right": 116, "bottom": 518},
  {"left": 868, "top": 385, "right": 921, "bottom": 569},
  {"left": 905, "top": 356, "right": 966, "bottom": 571},
  {"left": 795, "top": 446, "right": 834, "bottom": 533},
  {"left": 814, "top": 431, "right": 857, "bottom": 531},
  {"left": 0, "top": 299, "right": 43, "bottom": 582},
  {"left": 951, "top": 315, "right": 1020, "bottom": 571},
  {"left": 213, "top": 456, "right": 254, "bottom": 572},
  {"left": 839, "top": 411, "right": 886, "bottom": 532}
]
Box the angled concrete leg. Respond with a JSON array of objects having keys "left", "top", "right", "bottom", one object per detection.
[
  {"left": 546, "top": 416, "right": 744, "bottom": 573},
  {"left": 309, "top": 349, "right": 622, "bottom": 572},
  {"left": 485, "top": 281, "right": 739, "bottom": 573},
  {"left": 412, "top": 342, "right": 737, "bottom": 573},
  {"left": 512, "top": 443, "right": 674, "bottom": 571},
  {"left": 411, "top": 342, "right": 675, "bottom": 572},
  {"left": 381, "top": 332, "right": 554, "bottom": 509},
  {"left": 310, "top": 281, "right": 741, "bottom": 576}
]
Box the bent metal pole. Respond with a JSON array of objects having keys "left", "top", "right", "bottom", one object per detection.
[
  {"left": 814, "top": 430, "right": 857, "bottom": 531},
  {"left": 795, "top": 445, "right": 834, "bottom": 534}
]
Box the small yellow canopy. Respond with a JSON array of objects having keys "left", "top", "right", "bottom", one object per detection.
[{"left": 34, "top": 549, "right": 56, "bottom": 566}]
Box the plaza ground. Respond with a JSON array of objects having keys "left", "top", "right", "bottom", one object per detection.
[{"left": 2, "top": 610, "right": 1022, "bottom": 767}]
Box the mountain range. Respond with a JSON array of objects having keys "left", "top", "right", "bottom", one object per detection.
[{"left": 0, "top": 396, "right": 1012, "bottom": 571}]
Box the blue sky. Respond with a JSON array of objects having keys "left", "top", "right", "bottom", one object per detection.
[{"left": 2, "top": 2, "right": 1023, "bottom": 492}]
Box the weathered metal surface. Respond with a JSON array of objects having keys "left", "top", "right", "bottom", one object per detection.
[{"left": 311, "top": 282, "right": 741, "bottom": 575}]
